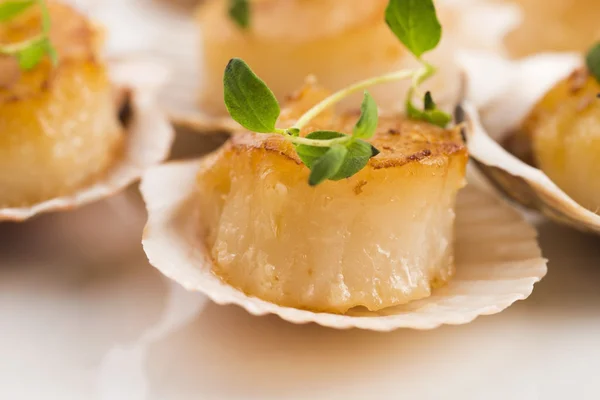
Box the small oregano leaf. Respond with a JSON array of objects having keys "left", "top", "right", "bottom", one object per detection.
[
  {"left": 353, "top": 91, "right": 379, "bottom": 139},
  {"left": 296, "top": 131, "right": 380, "bottom": 184},
  {"left": 228, "top": 0, "right": 250, "bottom": 29},
  {"left": 425, "top": 109, "right": 452, "bottom": 127},
  {"left": 0, "top": 0, "right": 35, "bottom": 23},
  {"left": 385, "top": 0, "right": 442, "bottom": 58},
  {"left": 330, "top": 139, "right": 377, "bottom": 181},
  {"left": 288, "top": 127, "right": 300, "bottom": 137},
  {"left": 296, "top": 131, "right": 345, "bottom": 168},
  {"left": 586, "top": 42, "right": 600, "bottom": 82},
  {"left": 309, "top": 145, "right": 348, "bottom": 186},
  {"left": 17, "top": 38, "right": 48, "bottom": 70},
  {"left": 223, "top": 58, "right": 280, "bottom": 133},
  {"left": 407, "top": 99, "right": 451, "bottom": 128}
]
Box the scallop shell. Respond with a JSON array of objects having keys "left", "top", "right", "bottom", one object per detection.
[
  {"left": 74, "top": 0, "right": 519, "bottom": 134},
  {"left": 458, "top": 52, "right": 600, "bottom": 234},
  {"left": 140, "top": 156, "right": 547, "bottom": 331},
  {"left": 0, "top": 60, "right": 175, "bottom": 222}
]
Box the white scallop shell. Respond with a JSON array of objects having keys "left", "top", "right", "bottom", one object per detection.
[
  {"left": 75, "top": 0, "right": 520, "bottom": 133},
  {"left": 0, "top": 60, "right": 175, "bottom": 222},
  {"left": 140, "top": 156, "right": 547, "bottom": 331},
  {"left": 459, "top": 52, "right": 600, "bottom": 234}
]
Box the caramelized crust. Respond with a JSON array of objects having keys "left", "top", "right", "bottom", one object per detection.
[
  {"left": 230, "top": 114, "right": 466, "bottom": 170},
  {"left": 523, "top": 68, "right": 600, "bottom": 137}
]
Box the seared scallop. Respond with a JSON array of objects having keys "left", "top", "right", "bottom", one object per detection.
[
  {"left": 196, "top": 0, "right": 460, "bottom": 117},
  {"left": 0, "top": 1, "right": 122, "bottom": 207},
  {"left": 520, "top": 68, "right": 600, "bottom": 212},
  {"left": 197, "top": 113, "right": 467, "bottom": 313}
]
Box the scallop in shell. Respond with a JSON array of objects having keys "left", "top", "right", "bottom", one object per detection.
[
  {"left": 195, "top": 0, "right": 466, "bottom": 120},
  {"left": 0, "top": 59, "right": 174, "bottom": 222},
  {"left": 196, "top": 113, "right": 470, "bottom": 313},
  {"left": 141, "top": 74, "right": 547, "bottom": 328},
  {"left": 0, "top": 1, "right": 174, "bottom": 221},
  {"left": 140, "top": 154, "right": 546, "bottom": 330},
  {"left": 459, "top": 52, "right": 600, "bottom": 234}
]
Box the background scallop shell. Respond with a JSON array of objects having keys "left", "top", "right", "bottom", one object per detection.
[
  {"left": 140, "top": 156, "right": 547, "bottom": 331},
  {"left": 71, "top": 0, "right": 520, "bottom": 134},
  {"left": 0, "top": 60, "right": 175, "bottom": 222},
  {"left": 459, "top": 52, "right": 600, "bottom": 234}
]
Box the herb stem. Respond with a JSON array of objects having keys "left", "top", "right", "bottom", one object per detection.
[
  {"left": 0, "top": 0, "right": 57, "bottom": 67},
  {"left": 37, "top": 0, "right": 50, "bottom": 31},
  {"left": 406, "top": 61, "right": 436, "bottom": 105},
  {"left": 284, "top": 134, "right": 350, "bottom": 147},
  {"left": 0, "top": 34, "right": 44, "bottom": 54},
  {"left": 293, "top": 68, "right": 419, "bottom": 130},
  {"left": 37, "top": 0, "right": 57, "bottom": 64},
  {"left": 272, "top": 128, "right": 350, "bottom": 147}
]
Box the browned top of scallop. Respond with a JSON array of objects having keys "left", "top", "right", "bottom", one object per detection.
[
  {"left": 230, "top": 113, "right": 466, "bottom": 170},
  {"left": 0, "top": 0, "right": 99, "bottom": 101},
  {"left": 522, "top": 67, "right": 600, "bottom": 136}
]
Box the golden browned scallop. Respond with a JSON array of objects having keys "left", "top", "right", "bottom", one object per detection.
[
  {"left": 0, "top": 1, "right": 122, "bottom": 207},
  {"left": 197, "top": 112, "right": 467, "bottom": 313},
  {"left": 195, "top": 0, "right": 461, "bottom": 117},
  {"left": 504, "top": 0, "right": 600, "bottom": 58},
  {"left": 520, "top": 68, "right": 600, "bottom": 212}
]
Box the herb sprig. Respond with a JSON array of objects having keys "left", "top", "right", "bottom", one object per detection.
[
  {"left": 586, "top": 42, "right": 600, "bottom": 83},
  {"left": 0, "top": 0, "right": 57, "bottom": 71},
  {"left": 223, "top": 0, "right": 450, "bottom": 186}
]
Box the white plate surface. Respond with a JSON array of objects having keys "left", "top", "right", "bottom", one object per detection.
[{"left": 1, "top": 188, "right": 600, "bottom": 399}]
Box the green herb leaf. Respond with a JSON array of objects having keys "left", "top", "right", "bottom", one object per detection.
[
  {"left": 586, "top": 42, "right": 600, "bottom": 82},
  {"left": 406, "top": 96, "right": 451, "bottom": 128},
  {"left": 385, "top": 0, "right": 442, "bottom": 58},
  {"left": 296, "top": 131, "right": 379, "bottom": 184},
  {"left": 0, "top": 0, "right": 35, "bottom": 22},
  {"left": 308, "top": 145, "right": 348, "bottom": 186},
  {"left": 223, "top": 58, "right": 280, "bottom": 133},
  {"left": 426, "top": 109, "right": 452, "bottom": 127},
  {"left": 17, "top": 38, "right": 48, "bottom": 70},
  {"left": 296, "top": 131, "right": 346, "bottom": 168},
  {"left": 331, "top": 139, "right": 377, "bottom": 181},
  {"left": 288, "top": 127, "right": 300, "bottom": 137},
  {"left": 0, "top": 0, "right": 58, "bottom": 71},
  {"left": 353, "top": 91, "right": 379, "bottom": 139},
  {"left": 228, "top": 0, "right": 250, "bottom": 29},
  {"left": 38, "top": 0, "right": 58, "bottom": 67}
]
